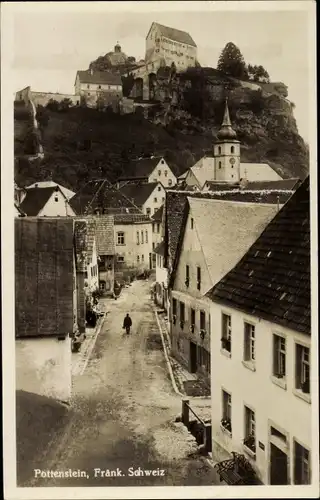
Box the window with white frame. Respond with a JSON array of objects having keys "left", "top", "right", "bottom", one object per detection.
[
  {"left": 117, "top": 232, "right": 125, "bottom": 245},
  {"left": 244, "top": 322, "right": 256, "bottom": 363},
  {"left": 145, "top": 230, "right": 148, "bottom": 243},
  {"left": 168, "top": 179, "right": 172, "bottom": 186},
  {"left": 158, "top": 186, "right": 161, "bottom": 191},
  {"left": 273, "top": 334, "right": 286, "bottom": 378},
  {"left": 137, "top": 255, "right": 140, "bottom": 263},
  {"left": 295, "top": 344, "right": 310, "bottom": 394},
  {"left": 154, "top": 197, "right": 158, "bottom": 203},
  {"left": 221, "top": 313, "right": 232, "bottom": 353},
  {"left": 244, "top": 406, "right": 256, "bottom": 453},
  {"left": 117, "top": 256, "right": 124, "bottom": 263},
  {"left": 294, "top": 441, "right": 311, "bottom": 484},
  {"left": 164, "top": 170, "right": 168, "bottom": 177},
  {"left": 179, "top": 302, "right": 185, "bottom": 329},
  {"left": 141, "top": 230, "right": 144, "bottom": 244},
  {"left": 136, "top": 231, "right": 140, "bottom": 244},
  {"left": 221, "top": 390, "right": 232, "bottom": 433}
]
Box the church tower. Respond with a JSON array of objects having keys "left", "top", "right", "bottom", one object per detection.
[{"left": 214, "top": 99, "right": 240, "bottom": 182}]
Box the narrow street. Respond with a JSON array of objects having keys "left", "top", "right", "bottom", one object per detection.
[{"left": 28, "top": 280, "right": 218, "bottom": 487}]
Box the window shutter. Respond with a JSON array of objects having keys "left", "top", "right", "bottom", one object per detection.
[
  {"left": 295, "top": 344, "right": 302, "bottom": 388},
  {"left": 272, "top": 335, "right": 277, "bottom": 375}
]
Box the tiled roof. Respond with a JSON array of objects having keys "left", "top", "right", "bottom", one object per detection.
[
  {"left": 242, "top": 178, "right": 301, "bottom": 191},
  {"left": 118, "top": 157, "right": 163, "bottom": 181},
  {"left": 154, "top": 240, "right": 165, "bottom": 256},
  {"left": 119, "top": 182, "right": 159, "bottom": 207},
  {"left": 175, "top": 198, "right": 278, "bottom": 293},
  {"left": 151, "top": 22, "right": 197, "bottom": 47},
  {"left": 26, "top": 181, "right": 76, "bottom": 200},
  {"left": 164, "top": 189, "right": 294, "bottom": 271},
  {"left": 206, "top": 178, "right": 310, "bottom": 335},
  {"left": 76, "top": 70, "right": 122, "bottom": 86},
  {"left": 94, "top": 216, "right": 115, "bottom": 255},
  {"left": 15, "top": 218, "right": 74, "bottom": 338},
  {"left": 19, "top": 186, "right": 62, "bottom": 216},
  {"left": 74, "top": 220, "right": 88, "bottom": 272},
  {"left": 152, "top": 205, "right": 164, "bottom": 222},
  {"left": 114, "top": 213, "right": 151, "bottom": 224},
  {"left": 70, "top": 179, "right": 141, "bottom": 215},
  {"left": 240, "top": 162, "right": 282, "bottom": 182}
]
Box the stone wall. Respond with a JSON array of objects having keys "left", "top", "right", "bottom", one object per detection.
[{"left": 31, "top": 92, "right": 79, "bottom": 107}]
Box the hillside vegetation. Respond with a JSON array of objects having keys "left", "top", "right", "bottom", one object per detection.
[{"left": 14, "top": 70, "right": 309, "bottom": 191}]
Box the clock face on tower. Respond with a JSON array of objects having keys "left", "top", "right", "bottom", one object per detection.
[{"left": 230, "top": 157, "right": 236, "bottom": 165}]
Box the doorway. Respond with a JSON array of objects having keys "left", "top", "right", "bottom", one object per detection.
[
  {"left": 270, "top": 443, "right": 288, "bottom": 484},
  {"left": 190, "top": 342, "right": 197, "bottom": 373}
]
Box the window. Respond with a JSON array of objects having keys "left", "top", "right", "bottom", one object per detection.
[
  {"left": 158, "top": 186, "right": 161, "bottom": 191},
  {"left": 98, "top": 85, "right": 101, "bottom": 89},
  {"left": 87, "top": 84, "right": 90, "bottom": 89},
  {"left": 294, "top": 441, "right": 311, "bottom": 484},
  {"left": 296, "top": 344, "right": 310, "bottom": 393},
  {"left": 141, "top": 231, "right": 144, "bottom": 244},
  {"left": 218, "top": 146, "right": 221, "bottom": 154},
  {"left": 244, "top": 406, "right": 256, "bottom": 453},
  {"left": 158, "top": 170, "right": 161, "bottom": 176},
  {"left": 273, "top": 334, "right": 286, "bottom": 378},
  {"left": 244, "top": 322, "right": 256, "bottom": 363},
  {"left": 200, "top": 311, "right": 206, "bottom": 332},
  {"left": 164, "top": 170, "right": 168, "bottom": 177},
  {"left": 172, "top": 298, "right": 177, "bottom": 324},
  {"left": 152, "top": 223, "right": 155, "bottom": 233},
  {"left": 117, "top": 256, "right": 124, "bottom": 263},
  {"left": 191, "top": 218, "right": 194, "bottom": 229},
  {"left": 157, "top": 223, "right": 160, "bottom": 233},
  {"left": 168, "top": 179, "right": 173, "bottom": 186},
  {"left": 190, "top": 308, "right": 195, "bottom": 333},
  {"left": 162, "top": 197, "right": 165, "bottom": 202},
  {"left": 146, "top": 208, "right": 151, "bottom": 216},
  {"left": 179, "top": 302, "right": 185, "bottom": 329},
  {"left": 145, "top": 230, "right": 148, "bottom": 243},
  {"left": 185, "top": 265, "right": 190, "bottom": 287},
  {"left": 231, "top": 146, "right": 234, "bottom": 153},
  {"left": 137, "top": 255, "right": 140, "bottom": 263},
  {"left": 221, "top": 390, "right": 232, "bottom": 433},
  {"left": 221, "top": 313, "right": 231, "bottom": 353},
  {"left": 87, "top": 92, "right": 91, "bottom": 96},
  {"left": 219, "top": 161, "right": 222, "bottom": 169},
  {"left": 54, "top": 195, "right": 58, "bottom": 202},
  {"left": 136, "top": 231, "right": 140, "bottom": 244},
  {"left": 117, "top": 232, "right": 125, "bottom": 245},
  {"left": 142, "top": 254, "right": 144, "bottom": 262},
  {"left": 154, "top": 197, "right": 158, "bottom": 203},
  {"left": 152, "top": 242, "right": 155, "bottom": 250},
  {"left": 196, "top": 266, "right": 201, "bottom": 290}
]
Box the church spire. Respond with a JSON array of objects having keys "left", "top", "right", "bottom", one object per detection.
[{"left": 217, "top": 99, "right": 237, "bottom": 140}]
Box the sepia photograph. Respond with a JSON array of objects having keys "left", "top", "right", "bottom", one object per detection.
[{"left": 2, "top": 1, "right": 318, "bottom": 499}]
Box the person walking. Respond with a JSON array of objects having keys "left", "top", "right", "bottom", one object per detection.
[{"left": 123, "top": 313, "right": 132, "bottom": 335}]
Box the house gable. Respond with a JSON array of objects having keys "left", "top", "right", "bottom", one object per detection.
[
  {"left": 38, "top": 189, "right": 75, "bottom": 217},
  {"left": 148, "top": 158, "right": 177, "bottom": 186},
  {"left": 143, "top": 183, "right": 166, "bottom": 211}
]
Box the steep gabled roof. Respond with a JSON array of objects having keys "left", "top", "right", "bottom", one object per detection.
[
  {"left": 70, "top": 179, "right": 141, "bottom": 215},
  {"left": 152, "top": 205, "right": 164, "bottom": 222},
  {"left": 164, "top": 189, "right": 294, "bottom": 272},
  {"left": 19, "top": 186, "right": 65, "bottom": 216},
  {"left": 76, "top": 70, "right": 122, "bottom": 86},
  {"left": 119, "top": 182, "right": 160, "bottom": 207},
  {"left": 149, "top": 22, "right": 197, "bottom": 47},
  {"left": 94, "top": 216, "right": 115, "bottom": 255},
  {"left": 118, "top": 157, "right": 164, "bottom": 181},
  {"left": 206, "top": 178, "right": 310, "bottom": 335},
  {"left": 26, "top": 181, "right": 76, "bottom": 200},
  {"left": 15, "top": 218, "right": 74, "bottom": 338},
  {"left": 170, "top": 197, "right": 278, "bottom": 293}
]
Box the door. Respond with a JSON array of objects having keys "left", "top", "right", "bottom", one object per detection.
[
  {"left": 190, "top": 342, "right": 197, "bottom": 373},
  {"left": 270, "top": 443, "right": 288, "bottom": 484}
]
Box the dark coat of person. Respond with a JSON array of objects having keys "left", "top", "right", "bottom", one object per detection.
[{"left": 123, "top": 315, "right": 132, "bottom": 328}]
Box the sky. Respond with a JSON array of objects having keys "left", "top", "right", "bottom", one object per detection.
[{"left": 10, "top": 2, "right": 314, "bottom": 142}]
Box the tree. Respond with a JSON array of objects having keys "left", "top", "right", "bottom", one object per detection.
[
  {"left": 217, "top": 42, "right": 248, "bottom": 79},
  {"left": 248, "top": 64, "right": 270, "bottom": 83}
]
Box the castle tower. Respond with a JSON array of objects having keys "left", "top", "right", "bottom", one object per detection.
[{"left": 214, "top": 99, "right": 240, "bottom": 182}]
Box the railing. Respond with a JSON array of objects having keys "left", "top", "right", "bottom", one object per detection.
[{"left": 181, "top": 398, "right": 211, "bottom": 452}]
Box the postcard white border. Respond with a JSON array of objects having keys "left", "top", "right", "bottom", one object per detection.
[{"left": 2, "top": 1, "right": 318, "bottom": 499}]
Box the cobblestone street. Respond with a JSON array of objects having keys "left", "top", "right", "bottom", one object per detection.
[{"left": 24, "top": 280, "right": 219, "bottom": 487}]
